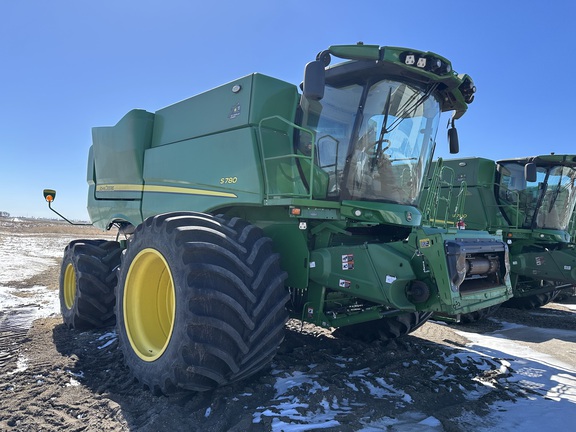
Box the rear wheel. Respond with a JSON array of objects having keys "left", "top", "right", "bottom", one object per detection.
[
  {"left": 503, "top": 289, "right": 561, "bottom": 310},
  {"left": 458, "top": 304, "right": 501, "bottom": 324},
  {"left": 332, "top": 312, "right": 432, "bottom": 343},
  {"left": 556, "top": 286, "right": 576, "bottom": 302},
  {"left": 59, "top": 239, "right": 121, "bottom": 329},
  {"left": 116, "top": 212, "right": 289, "bottom": 394}
]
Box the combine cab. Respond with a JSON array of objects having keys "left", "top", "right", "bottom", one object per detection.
[{"left": 45, "top": 43, "right": 512, "bottom": 394}]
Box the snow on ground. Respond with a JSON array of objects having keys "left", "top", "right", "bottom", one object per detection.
[
  {"left": 0, "top": 285, "right": 59, "bottom": 320},
  {"left": 0, "top": 234, "right": 72, "bottom": 284},
  {"left": 560, "top": 303, "right": 576, "bottom": 312},
  {"left": 452, "top": 323, "right": 576, "bottom": 431},
  {"left": 249, "top": 322, "right": 576, "bottom": 432},
  {"left": 0, "top": 228, "right": 74, "bottom": 327},
  {"left": 1, "top": 221, "right": 575, "bottom": 431}
]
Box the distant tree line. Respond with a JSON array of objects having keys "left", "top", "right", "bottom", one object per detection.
[{"left": 0, "top": 211, "right": 10, "bottom": 217}]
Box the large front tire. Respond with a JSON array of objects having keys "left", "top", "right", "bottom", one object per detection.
[
  {"left": 59, "top": 240, "right": 121, "bottom": 329},
  {"left": 116, "top": 212, "right": 289, "bottom": 394},
  {"left": 332, "top": 312, "right": 432, "bottom": 343}
]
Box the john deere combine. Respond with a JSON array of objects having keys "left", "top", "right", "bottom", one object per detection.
[
  {"left": 428, "top": 154, "right": 576, "bottom": 316},
  {"left": 45, "top": 43, "right": 512, "bottom": 394}
]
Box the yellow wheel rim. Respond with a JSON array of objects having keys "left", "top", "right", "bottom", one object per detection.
[
  {"left": 63, "top": 263, "right": 76, "bottom": 310},
  {"left": 124, "top": 248, "right": 176, "bottom": 362}
]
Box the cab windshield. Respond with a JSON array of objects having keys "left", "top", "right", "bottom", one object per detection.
[
  {"left": 498, "top": 162, "right": 576, "bottom": 230},
  {"left": 300, "top": 79, "right": 441, "bottom": 205}
]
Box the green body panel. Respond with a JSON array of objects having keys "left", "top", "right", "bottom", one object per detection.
[
  {"left": 309, "top": 242, "right": 417, "bottom": 308},
  {"left": 427, "top": 156, "right": 576, "bottom": 299},
  {"left": 88, "top": 73, "right": 300, "bottom": 228},
  {"left": 510, "top": 245, "right": 576, "bottom": 282},
  {"left": 84, "top": 44, "right": 512, "bottom": 329},
  {"left": 425, "top": 157, "right": 505, "bottom": 230},
  {"left": 150, "top": 74, "right": 299, "bottom": 147},
  {"left": 141, "top": 128, "right": 264, "bottom": 218},
  {"left": 340, "top": 201, "right": 422, "bottom": 226},
  {"left": 305, "top": 224, "right": 511, "bottom": 320},
  {"left": 309, "top": 227, "right": 511, "bottom": 315},
  {"left": 92, "top": 109, "right": 154, "bottom": 199},
  {"left": 414, "top": 227, "right": 512, "bottom": 312},
  {"left": 265, "top": 223, "right": 310, "bottom": 289},
  {"left": 87, "top": 145, "right": 145, "bottom": 226}
]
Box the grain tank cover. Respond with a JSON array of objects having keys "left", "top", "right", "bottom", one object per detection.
[
  {"left": 150, "top": 73, "right": 299, "bottom": 148},
  {"left": 92, "top": 109, "right": 155, "bottom": 199}
]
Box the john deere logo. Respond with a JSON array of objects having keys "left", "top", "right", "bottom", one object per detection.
[
  {"left": 229, "top": 103, "right": 241, "bottom": 119},
  {"left": 406, "top": 211, "right": 413, "bottom": 222},
  {"left": 419, "top": 238, "right": 431, "bottom": 248}
]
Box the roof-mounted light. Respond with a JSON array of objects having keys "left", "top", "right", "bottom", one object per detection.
[
  {"left": 458, "top": 75, "right": 476, "bottom": 104},
  {"left": 399, "top": 51, "right": 452, "bottom": 75}
]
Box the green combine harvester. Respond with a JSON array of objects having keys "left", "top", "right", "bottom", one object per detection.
[
  {"left": 427, "top": 154, "right": 576, "bottom": 319},
  {"left": 560, "top": 209, "right": 576, "bottom": 299},
  {"left": 44, "top": 43, "right": 512, "bottom": 394}
]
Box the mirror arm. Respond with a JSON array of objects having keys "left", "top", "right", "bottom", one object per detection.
[
  {"left": 47, "top": 201, "right": 92, "bottom": 226},
  {"left": 42, "top": 189, "right": 92, "bottom": 226}
]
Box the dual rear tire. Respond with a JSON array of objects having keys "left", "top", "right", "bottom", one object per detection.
[{"left": 59, "top": 240, "right": 121, "bottom": 329}]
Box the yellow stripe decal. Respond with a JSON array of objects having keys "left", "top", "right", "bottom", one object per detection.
[
  {"left": 428, "top": 218, "right": 456, "bottom": 226},
  {"left": 96, "top": 184, "right": 237, "bottom": 198},
  {"left": 96, "top": 184, "right": 142, "bottom": 192}
]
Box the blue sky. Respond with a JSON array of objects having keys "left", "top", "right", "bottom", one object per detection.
[{"left": 2, "top": 0, "right": 575, "bottom": 220}]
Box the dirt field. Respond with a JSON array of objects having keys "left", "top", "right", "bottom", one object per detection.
[{"left": 1, "top": 219, "right": 575, "bottom": 431}]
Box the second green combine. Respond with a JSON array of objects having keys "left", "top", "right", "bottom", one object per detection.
[{"left": 427, "top": 154, "right": 576, "bottom": 320}]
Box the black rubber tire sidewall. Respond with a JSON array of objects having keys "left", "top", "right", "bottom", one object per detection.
[
  {"left": 503, "top": 289, "right": 561, "bottom": 310},
  {"left": 115, "top": 212, "right": 289, "bottom": 394},
  {"left": 332, "top": 312, "right": 432, "bottom": 343},
  {"left": 59, "top": 239, "right": 121, "bottom": 329}
]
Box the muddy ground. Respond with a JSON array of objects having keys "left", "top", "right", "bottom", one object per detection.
[{"left": 1, "top": 219, "right": 575, "bottom": 431}]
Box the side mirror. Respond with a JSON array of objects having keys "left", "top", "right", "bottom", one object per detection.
[
  {"left": 302, "top": 60, "right": 325, "bottom": 101},
  {"left": 525, "top": 163, "right": 537, "bottom": 182},
  {"left": 448, "top": 127, "right": 459, "bottom": 154},
  {"left": 43, "top": 189, "right": 56, "bottom": 202}
]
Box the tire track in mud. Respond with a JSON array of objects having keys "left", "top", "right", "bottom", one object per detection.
[{"left": 0, "top": 308, "right": 39, "bottom": 371}]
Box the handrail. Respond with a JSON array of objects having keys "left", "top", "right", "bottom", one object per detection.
[
  {"left": 424, "top": 174, "right": 576, "bottom": 232},
  {"left": 258, "top": 116, "right": 316, "bottom": 200},
  {"left": 422, "top": 158, "right": 461, "bottom": 228},
  {"left": 437, "top": 166, "right": 456, "bottom": 228},
  {"left": 492, "top": 186, "right": 521, "bottom": 229},
  {"left": 421, "top": 158, "right": 443, "bottom": 225},
  {"left": 453, "top": 181, "right": 468, "bottom": 225},
  {"left": 422, "top": 159, "right": 475, "bottom": 229}
]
